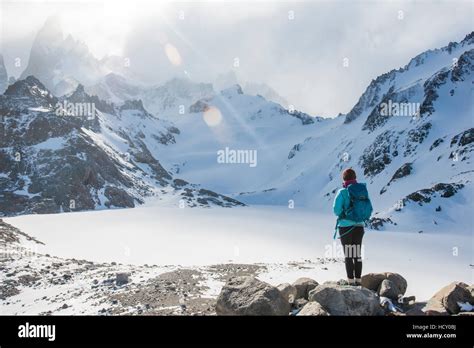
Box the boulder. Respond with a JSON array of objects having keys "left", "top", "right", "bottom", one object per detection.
[
  {"left": 297, "top": 301, "right": 329, "bottom": 316},
  {"left": 378, "top": 279, "right": 399, "bottom": 300},
  {"left": 308, "top": 284, "right": 383, "bottom": 316},
  {"left": 216, "top": 277, "right": 290, "bottom": 316},
  {"left": 277, "top": 283, "right": 297, "bottom": 303},
  {"left": 361, "top": 272, "right": 407, "bottom": 299},
  {"left": 424, "top": 282, "right": 472, "bottom": 315},
  {"left": 292, "top": 277, "right": 319, "bottom": 299}
]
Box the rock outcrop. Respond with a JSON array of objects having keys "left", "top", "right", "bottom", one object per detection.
[
  {"left": 361, "top": 272, "right": 408, "bottom": 300},
  {"left": 216, "top": 277, "right": 290, "bottom": 316},
  {"left": 423, "top": 282, "right": 473, "bottom": 315},
  {"left": 308, "top": 283, "right": 383, "bottom": 316}
]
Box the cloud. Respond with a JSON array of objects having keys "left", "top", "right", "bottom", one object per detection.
[{"left": 1, "top": 0, "right": 472, "bottom": 116}]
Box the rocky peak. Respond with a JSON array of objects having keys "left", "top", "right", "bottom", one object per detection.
[
  {"left": 452, "top": 49, "right": 474, "bottom": 82},
  {"left": 4, "top": 75, "right": 55, "bottom": 103},
  {"left": 32, "top": 16, "right": 64, "bottom": 51},
  {"left": 68, "top": 84, "right": 87, "bottom": 100},
  {"left": 461, "top": 31, "right": 474, "bottom": 46},
  {"left": 20, "top": 17, "right": 104, "bottom": 95}
]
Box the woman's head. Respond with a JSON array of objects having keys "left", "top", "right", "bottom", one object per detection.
[{"left": 342, "top": 168, "right": 356, "bottom": 181}]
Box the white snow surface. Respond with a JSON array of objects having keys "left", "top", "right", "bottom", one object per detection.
[{"left": 5, "top": 203, "right": 472, "bottom": 301}]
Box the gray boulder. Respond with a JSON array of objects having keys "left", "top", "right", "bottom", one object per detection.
[
  {"left": 308, "top": 284, "right": 383, "bottom": 316},
  {"left": 297, "top": 301, "right": 329, "bottom": 316},
  {"left": 378, "top": 279, "right": 399, "bottom": 300},
  {"left": 361, "top": 272, "right": 407, "bottom": 299},
  {"left": 216, "top": 276, "right": 291, "bottom": 316},
  {"left": 292, "top": 277, "right": 319, "bottom": 299},
  {"left": 424, "top": 282, "right": 472, "bottom": 315},
  {"left": 277, "top": 283, "right": 297, "bottom": 303}
]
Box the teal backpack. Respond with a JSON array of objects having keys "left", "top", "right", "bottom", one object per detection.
[
  {"left": 343, "top": 183, "right": 372, "bottom": 222},
  {"left": 334, "top": 183, "right": 373, "bottom": 239}
]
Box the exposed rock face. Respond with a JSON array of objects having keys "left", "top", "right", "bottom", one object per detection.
[
  {"left": 361, "top": 273, "right": 407, "bottom": 300},
  {"left": 390, "top": 163, "right": 413, "bottom": 182},
  {"left": 367, "top": 217, "right": 396, "bottom": 230},
  {"left": 292, "top": 277, "right": 319, "bottom": 300},
  {"left": 344, "top": 71, "right": 394, "bottom": 124},
  {"left": 104, "top": 187, "right": 135, "bottom": 208},
  {"left": 424, "top": 282, "right": 473, "bottom": 315},
  {"left": 308, "top": 284, "right": 383, "bottom": 316},
  {"left": 404, "top": 183, "right": 464, "bottom": 206},
  {"left": 380, "top": 162, "right": 413, "bottom": 194},
  {"left": 296, "top": 301, "right": 329, "bottom": 316},
  {"left": 216, "top": 277, "right": 290, "bottom": 316},
  {"left": 359, "top": 130, "right": 397, "bottom": 177}
]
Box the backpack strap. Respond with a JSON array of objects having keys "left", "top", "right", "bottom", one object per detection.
[
  {"left": 333, "top": 218, "right": 356, "bottom": 240},
  {"left": 333, "top": 218, "right": 339, "bottom": 239}
]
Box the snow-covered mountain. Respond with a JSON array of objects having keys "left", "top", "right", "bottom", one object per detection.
[
  {"left": 243, "top": 82, "right": 289, "bottom": 108},
  {"left": 0, "top": 76, "right": 243, "bottom": 216},
  {"left": 18, "top": 17, "right": 136, "bottom": 97},
  {"left": 85, "top": 73, "right": 144, "bottom": 105},
  {"left": 2, "top": 23, "right": 473, "bottom": 233},
  {"left": 19, "top": 18, "right": 291, "bottom": 117},
  {"left": 141, "top": 78, "right": 215, "bottom": 117},
  {"left": 155, "top": 84, "right": 321, "bottom": 195},
  {"left": 147, "top": 33, "right": 474, "bottom": 233},
  {"left": 214, "top": 71, "right": 289, "bottom": 107},
  {"left": 233, "top": 32, "right": 473, "bottom": 232}
]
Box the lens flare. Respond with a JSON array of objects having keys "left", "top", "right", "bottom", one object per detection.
[
  {"left": 164, "top": 43, "right": 182, "bottom": 66},
  {"left": 203, "top": 106, "right": 222, "bottom": 127}
]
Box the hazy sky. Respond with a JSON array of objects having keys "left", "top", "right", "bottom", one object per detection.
[{"left": 0, "top": 0, "right": 473, "bottom": 116}]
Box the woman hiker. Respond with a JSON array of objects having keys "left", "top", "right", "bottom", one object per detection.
[{"left": 333, "top": 168, "right": 373, "bottom": 286}]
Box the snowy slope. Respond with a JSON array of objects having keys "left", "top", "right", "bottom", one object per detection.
[
  {"left": 4, "top": 204, "right": 472, "bottom": 301},
  {"left": 233, "top": 33, "right": 474, "bottom": 232},
  {"left": 152, "top": 84, "right": 323, "bottom": 196}
]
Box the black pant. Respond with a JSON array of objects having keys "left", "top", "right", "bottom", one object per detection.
[{"left": 339, "top": 226, "right": 364, "bottom": 279}]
